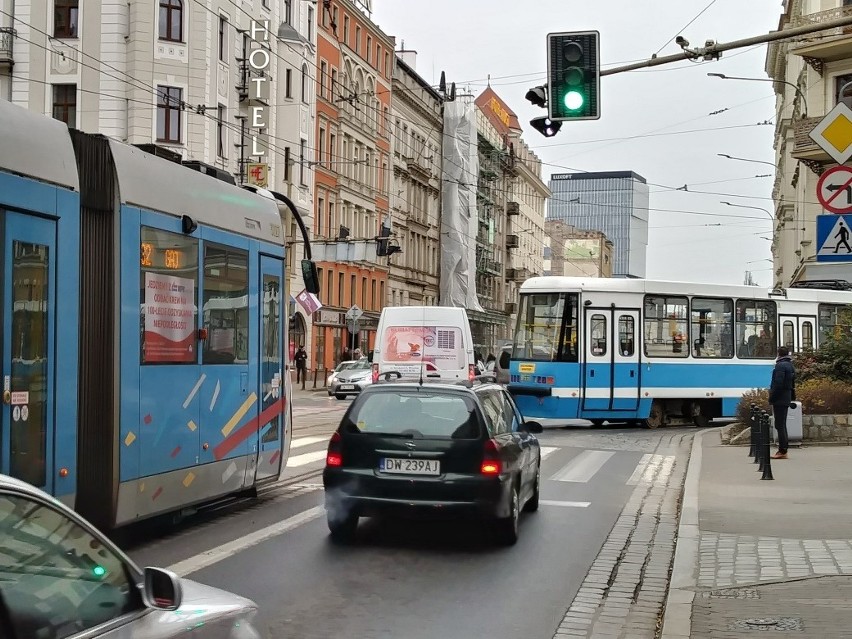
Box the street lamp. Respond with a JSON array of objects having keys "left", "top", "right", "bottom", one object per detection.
[
  {"left": 720, "top": 201, "right": 774, "bottom": 220},
  {"left": 707, "top": 73, "right": 808, "bottom": 116},
  {"left": 717, "top": 153, "right": 777, "bottom": 169}
]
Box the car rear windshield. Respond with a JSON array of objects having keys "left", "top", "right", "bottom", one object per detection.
[{"left": 345, "top": 391, "right": 481, "bottom": 439}]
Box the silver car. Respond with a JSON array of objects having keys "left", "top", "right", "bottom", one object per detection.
[
  {"left": 0, "top": 473, "right": 260, "bottom": 638},
  {"left": 329, "top": 359, "right": 372, "bottom": 399}
]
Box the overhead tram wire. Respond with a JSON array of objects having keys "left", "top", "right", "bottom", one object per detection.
[{"left": 653, "top": 0, "right": 721, "bottom": 56}]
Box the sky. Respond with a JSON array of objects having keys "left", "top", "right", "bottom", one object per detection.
[{"left": 370, "top": 0, "right": 783, "bottom": 287}]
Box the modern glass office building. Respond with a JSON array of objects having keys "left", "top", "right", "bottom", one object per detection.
[{"left": 547, "top": 171, "right": 649, "bottom": 278}]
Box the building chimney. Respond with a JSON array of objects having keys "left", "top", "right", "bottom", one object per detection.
[{"left": 397, "top": 40, "right": 417, "bottom": 70}]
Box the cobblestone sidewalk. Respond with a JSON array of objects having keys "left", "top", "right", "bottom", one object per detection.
[
  {"left": 698, "top": 532, "right": 852, "bottom": 587},
  {"left": 691, "top": 576, "right": 852, "bottom": 638},
  {"left": 553, "top": 436, "right": 692, "bottom": 639}
]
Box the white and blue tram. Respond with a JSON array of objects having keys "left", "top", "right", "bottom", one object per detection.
[
  {"left": 0, "top": 99, "right": 312, "bottom": 528},
  {"left": 507, "top": 277, "right": 852, "bottom": 428}
]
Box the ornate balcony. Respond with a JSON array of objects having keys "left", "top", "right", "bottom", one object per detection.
[{"left": 0, "top": 27, "right": 14, "bottom": 67}]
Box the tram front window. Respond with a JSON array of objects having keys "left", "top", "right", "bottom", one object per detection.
[{"left": 513, "top": 292, "right": 579, "bottom": 362}]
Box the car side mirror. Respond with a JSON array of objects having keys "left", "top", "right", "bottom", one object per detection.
[
  {"left": 522, "top": 420, "right": 543, "bottom": 434},
  {"left": 143, "top": 567, "right": 183, "bottom": 611}
]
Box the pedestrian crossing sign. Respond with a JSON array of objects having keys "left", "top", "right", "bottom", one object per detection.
[{"left": 816, "top": 214, "right": 852, "bottom": 262}]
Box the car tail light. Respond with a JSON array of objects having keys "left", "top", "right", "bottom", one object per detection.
[
  {"left": 481, "top": 439, "right": 502, "bottom": 475},
  {"left": 372, "top": 363, "right": 379, "bottom": 383},
  {"left": 326, "top": 431, "right": 343, "bottom": 467},
  {"left": 468, "top": 364, "right": 476, "bottom": 381}
]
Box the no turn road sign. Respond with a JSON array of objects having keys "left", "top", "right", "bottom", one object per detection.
[{"left": 817, "top": 165, "right": 852, "bottom": 214}]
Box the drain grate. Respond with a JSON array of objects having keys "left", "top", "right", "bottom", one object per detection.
[
  {"left": 704, "top": 588, "right": 761, "bottom": 599},
  {"left": 729, "top": 617, "right": 803, "bottom": 632}
]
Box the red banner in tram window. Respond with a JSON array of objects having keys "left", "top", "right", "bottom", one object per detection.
[{"left": 143, "top": 272, "right": 196, "bottom": 363}]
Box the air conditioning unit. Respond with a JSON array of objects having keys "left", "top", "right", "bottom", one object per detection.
[
  {"left": 506, "top": 234, "right": 520, "bottom": 249},
  {"left": 506, "top": 201, "right": 520, "bottom": 216},
  {"left": 505, "top": 302, "right": 518, "bottom": 314}
]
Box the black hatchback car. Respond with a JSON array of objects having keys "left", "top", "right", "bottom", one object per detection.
[{"left": 322, "top": 377, "right": 544, "bottom": 545}]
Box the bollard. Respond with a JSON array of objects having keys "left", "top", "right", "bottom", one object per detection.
[
  {"left": 757, "top": 410, "right": 767, "bottom": 472},
  {"left": 748, "top": 403, "right": 758, "bottom": 459},
  {"left": 761, "top": 410, "right": 774, "bottom": 480}
]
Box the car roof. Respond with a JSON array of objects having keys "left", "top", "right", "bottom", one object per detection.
[
  {"left": 0, "top": 473, "right": 50, "bottom": 497},
  {"left": 363, "top": 378, "right": 503, "bottom": 396}
]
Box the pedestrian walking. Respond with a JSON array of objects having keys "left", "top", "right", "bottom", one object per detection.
[
  {"left": 769, "top": 346, "right": 796, "bottom": 460},
  {"left": 294, "top": 345, "right": 307, "bottom": 384}
]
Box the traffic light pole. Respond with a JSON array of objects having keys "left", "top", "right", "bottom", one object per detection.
[{"left": 600, "top": 13, "right": 852, "bottom": 77}]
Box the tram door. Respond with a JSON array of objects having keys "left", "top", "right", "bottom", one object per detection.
[
  {"left": 779, "top": 315, "right": 817, "bottom": 353},
  {"left": 254, "top": 255, "right": 288, "bottom": 482},
  {"left": 583, "top": 309, "right": 641, "bottom": 412},
  {"left": 0, "top": 213, "right": 56, "bottom": 493}
]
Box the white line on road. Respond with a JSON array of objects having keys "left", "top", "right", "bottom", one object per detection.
[
  {"left": 540, "top": 500, "right": 591, "bottom": 508},
  {"left": 550, "top": 450, "right": 615, "bottom": 483},
  {"left": 539, "top": 446, "right": 559, "bottom": 461},
  {"left": 290, "top": 435, "right": 329, "bottom": 450},
  {"left": 626, "top": 453, "right": 653, "bottom": 486},
  {"left": 286, "top": 449, "right": 329, "bottom": 467},
  {"left": 167, "top": 506, "right": 324, "bottom": 576}
]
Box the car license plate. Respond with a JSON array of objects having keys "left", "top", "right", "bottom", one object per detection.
[
  {"left": 380, "top": 458, "right": 440, "bottom": 475},
  {"left": 339, "top": 384, "right": 355, "bottom": 390}
]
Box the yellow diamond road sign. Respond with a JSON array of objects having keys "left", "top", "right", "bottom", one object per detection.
[{"left": 809, "top": 102, "right": 852, "bottom": 165}]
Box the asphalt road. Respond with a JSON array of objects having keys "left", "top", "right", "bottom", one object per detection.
[{"left": 126, "top": 390, "right": 693, "bottom": 639}]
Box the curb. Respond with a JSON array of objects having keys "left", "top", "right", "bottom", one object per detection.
[{"left": 659, "top": 426, "right": 717, "bottom": 639}]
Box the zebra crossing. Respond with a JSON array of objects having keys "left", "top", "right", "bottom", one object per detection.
[{"left": 281, "top": 434, "right": 675, "bottom": 490}]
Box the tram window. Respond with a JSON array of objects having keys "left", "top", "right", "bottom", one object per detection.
[
  {"left": 203, "top": 243, "right": 249, "bottom": 364},
  {"left": 643, "top": 295, "right": 689, "bottom": 358},
  {"left": 690, "top": 298, "right": 733, "bottom": 359},
  {"left": 802, "top": 321, "right": 814, "bottom": 351},
  {"left": 512, "top": 293, "right": 578, "bottom": 362},
  {"left": 783, "top": 321, "right": 795, "bottom": 351},
  {"left": 140, "top": 226, "right": 199, "bottom": 364},
  {"left": 590, "top": 314, "right": 607, "bottom": 357},
  {"left": 735, "top": 299, "right": 777, "bottom": 359},
  {"left": 818, "top": 304, "right": 852, "bottom": 346},
  {"left": 618, "top": 315, "right": 634, "bottom": 356}
]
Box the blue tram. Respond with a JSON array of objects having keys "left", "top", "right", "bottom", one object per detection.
[
  {"left": 0, "top": 99, "right": 297, "bottom": 528},
  {"left": 508, "top": 276, "right": 852, "bottom": 428}
]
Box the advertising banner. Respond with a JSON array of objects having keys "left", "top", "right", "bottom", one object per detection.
[
  {"left": 382, "top": 326, "right": 464, "bottom": 371},
  {"left": 144, "top": 272, "right": 195, "bottom": 363}
]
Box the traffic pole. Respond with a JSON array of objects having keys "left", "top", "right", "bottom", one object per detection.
[{"left": 748, "top": 403, "right": 758, "bottom": 459}]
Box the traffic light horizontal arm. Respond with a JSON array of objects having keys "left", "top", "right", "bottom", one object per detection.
[{"left": 600, "top": 12, "right": 852, "bottom": 77}]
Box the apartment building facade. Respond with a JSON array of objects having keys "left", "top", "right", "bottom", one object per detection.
[
  {"left": 544, "top": 220, "right": 614, "bottom": 278},
  {"left": 311, "top": 0, "right": 393, "bottom": 369},
  {"left": 766, "top": 0, "right": 852, "bottom": 286},
  {"left": 388, "top": 50, "right": 442, "bottom": 310}
]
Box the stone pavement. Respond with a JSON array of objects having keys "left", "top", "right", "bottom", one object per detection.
[
  {"left": 553, "top": 434, "right": 693, "bottom": 639},
  {"left": 661, "top": 431, "right": 852, "bottom": 639}
]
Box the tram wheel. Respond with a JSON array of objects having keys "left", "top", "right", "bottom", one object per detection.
[{"left": 643, "top": 402, "right": 665, "bottom": 429}]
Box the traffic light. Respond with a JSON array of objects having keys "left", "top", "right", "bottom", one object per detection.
[
  {"left": 530, "top": 116, "right": 562, "bottom": 138},
  {"left": 547, "top": 31, "right": 600, "bottom": 121}
]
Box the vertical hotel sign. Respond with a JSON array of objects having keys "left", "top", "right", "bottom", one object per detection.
[{"left": 248, "top": 19, "right": 271, "bottom": 181}]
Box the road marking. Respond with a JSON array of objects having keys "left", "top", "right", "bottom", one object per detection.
[
  {"left": 290, "top": 435, "right": 329, "bottom": 450},
  {"left": 550, "top": 450, "right": 615, "bottom": 483},
  {"left": 540, "top": 500, "right": 591, "bottom": 508},
  {"left": 167, "top": 506, "right": 324, "bottom": 576},
  {"left": 286, "top": 449, "right": 329, "bottom": 467},
  {"left": 627, "top": 454, "right": 676, "bottom": 486},
  {"left": 539, "top": 446, "right": 559, "bottom": 461},
  {"left": 626, "top": 453, "right": 653, "bottom": 485}
]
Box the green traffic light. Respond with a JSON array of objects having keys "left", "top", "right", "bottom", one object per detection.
[
  {"left": 564, "top": 91, "right": 584, "bottom": 111},
  {"left": 93, "top": 565, "right": 107, "bottom": 578}
]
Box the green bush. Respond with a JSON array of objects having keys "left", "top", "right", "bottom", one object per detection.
[
  {"left": 736, "top": 377, "right": 852, "bottom": 420},
  {"left": 794, "top": 308, "right": 852, "bottom": 383}
]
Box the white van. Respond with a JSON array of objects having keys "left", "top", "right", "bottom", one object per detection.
[{"left": 371, "top": 306, "right": 476, "bottom": 383}]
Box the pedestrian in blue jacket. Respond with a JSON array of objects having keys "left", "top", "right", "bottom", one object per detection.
[{"left": 769, "top": 346, "right": 796, "bottom": 459}]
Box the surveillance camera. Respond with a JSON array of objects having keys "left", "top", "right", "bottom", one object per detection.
[{"left": 675, "top": 36, "right": 690, "bottom": 48}]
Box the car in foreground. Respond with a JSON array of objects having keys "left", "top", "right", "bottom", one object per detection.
[
  {"left": 0, "top": 473, "right": 260, "bottom": 638},
  {"left": 322, "top": 377, "right": 543, "bottom": 545},
  {"left": 329, "top": 359, "right": 373, "bottom": 399}
]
